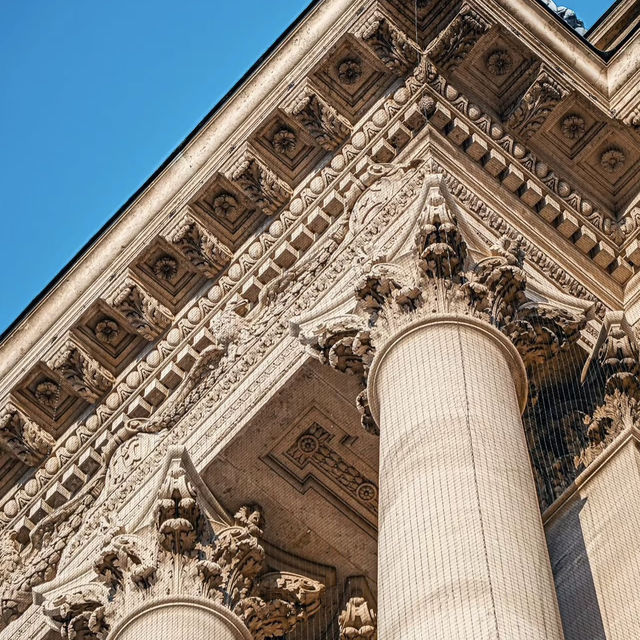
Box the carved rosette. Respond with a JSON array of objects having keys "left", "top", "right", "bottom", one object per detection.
[
  {"left": 294, "top": 174, "right": 587, "bottom": 434},
  {"left": 39, "top": 450, "right": 325, "bottom": 640}
]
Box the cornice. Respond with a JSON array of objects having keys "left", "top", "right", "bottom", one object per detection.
[
  {"left": 2, "top": 4, "right": 633, "bottom": 539},
  {"left": 1, "top": 6, "right": 640, "bottom": 628}
]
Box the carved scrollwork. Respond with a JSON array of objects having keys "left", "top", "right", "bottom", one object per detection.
[
  {"left": 576, "top": 312, "right": 640, "bottom": 469},
  {"left": 165, "top": 216, "right": 233, "bottom": 278},
  {"left": 505, "top": 67, "right": 569, "bottom": 139},
  {"left": 427, "top": 6, "right": 490, "bottom": 73},
  {"left": 287, "top": 90, "right": 351, "bottom": 151},
  {"left": 231, "top": 156, "right": 292, "bottom": 216},
  {"left": 358, "top": 16, "right": 419, "bottom": 74},
  {"left": 294, "top": 172, "right": 588, "bottom": 432},
  {"left": 339, "top": 596, "right": 377, "bottom": 640},
  {"left": 48, "top": 341, "right": 114, "bottom": 403},
  {"left": 108, "top": 280, "right": 173, "bottom": 340}
]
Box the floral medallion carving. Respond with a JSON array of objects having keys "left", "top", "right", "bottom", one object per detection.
[
  {"left": 560, "top": 114, "right": 585, "bottom": 140},
  {"left": 152, "top": 254, "right": 179, "bottom": 282},
  {"left": 337, "top": 57, "right": 363, "bottom": 85},
  {"left": 600, "top": 147, "right": 626, "bottom": 173},
  {"left": 271, "top": 127, "right": 298, "bottom": 156},
  {"left": 485, "top": 49, "right": 512, "bottom": 76}
]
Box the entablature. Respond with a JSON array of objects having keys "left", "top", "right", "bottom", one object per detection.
[{"left": 1, "top": 5, "right": 640, "bottom": 629}]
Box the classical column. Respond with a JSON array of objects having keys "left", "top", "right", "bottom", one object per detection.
[
  {"left": 295, "top": 175, "right": 586, "bottom": 640},
  {"left": 370, "top": 315, "right": 559, "bottom": 639}
]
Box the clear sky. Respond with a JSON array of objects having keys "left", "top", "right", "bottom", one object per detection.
[{"left": 0, "top": 1, "right": 614, "bottom": 335}]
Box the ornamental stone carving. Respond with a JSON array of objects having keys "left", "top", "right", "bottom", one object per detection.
[
  {"left": 108, "top": 280, "right": 173, "bottom": 341},
  {"left": 358, "top": 15, "right": 419, "bottom": 74},
  {"left": 165, "top": 215, "right": 233, "bottom": 278},
  {"left": 35, "top": 448, "right": 325, "bottom": 640},
  {"left": 231, "top": 156, "right": 291, "bottom": 216},
  {"left": 286, "top": 90, "right": 351, "bottom": 152},
  {"left": 292, "top": 171, "right": 588, "bottom": 433},
  {"left": 576, "top": 312, "right": 640, "bottom": 469},
  {"left": 427, "top": 6, "right": 491, "bottom": 72},
  {"left": 506, "top": 67, "right": 569, "bottom": 139},
  {"left": 47, "top": 341, "right": 115, "bottom": 403},
  {"left": 339, "top": 596, "right": 377, "bottom": 640},
  {"left": 0, "top": 403, "right": 54, "bottom": 466}
]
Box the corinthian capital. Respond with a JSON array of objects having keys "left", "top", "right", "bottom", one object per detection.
[
  {"left": 293, "top": 172, "right": 591, "bottom": 432},
  {"left": 36, "top": 447, "right": 325, "bottom": 640}
]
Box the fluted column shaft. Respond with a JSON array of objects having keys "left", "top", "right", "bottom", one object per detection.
[{"left": 369, "top": 314, "right": 565, "bottom": 640}]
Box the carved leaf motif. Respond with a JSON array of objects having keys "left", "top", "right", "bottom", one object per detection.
[
  {"left": 110, "top": 281, "right": 172, "bottom": 340},
  {"left": 168, "top": 217, "right": 232, "bottom": 278},
  {"left": 339, "top": 596, "right": 377, "bottom": 640},
  {"left": 290, "top": 92, "right": 350, "bottom": 151},
  {"left": 428, "top": 9, "right": 490, "bottom": 72},
  {"left": 360, "top": 17, "right": 419, "bottom": 73},
  {"left": 49, "top": 342, "right": 114, "bottom": 403},
  {"left": 0, "top": 404, "right": 54, "bottom": 466},
  {"left": 506, "top": 69, "right": 569, "bottom": 139},
  {"left": 232, "top": 158, "right": 291, "bottom": 215}
]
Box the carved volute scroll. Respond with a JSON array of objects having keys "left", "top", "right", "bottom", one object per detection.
[
  {"left": 0, "top": 403, "right": 54, "bottom": 466},
  {"left": 292, "top": 171, "right": 591, "bottom": 433},
  {"left": 35, "top": 447, "right": 325, "bottom": 640}
]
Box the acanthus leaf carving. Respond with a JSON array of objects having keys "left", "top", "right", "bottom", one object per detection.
[
  {"left": 505, "top": 66, "right": 569, "bottom": 139},
  {"left": 339, "top": 596, "right": 377, "bottom": 640},
  {"left": 108, "top": 279, "right": 173, "bottom": 340},
  {"left": 0, "top": 402, "right": 54, "bottom": 466},
  {"left": 48, "top": 341, "right": 114, "bottom": 403},
  {"left": 37, "top": 448, "right": 325, "bottom": 640},
  {"left": 231, "top": 155, "right": 292, "bottom": 216},
  {"left": 287, "top": 90, "right": 351, "bottom": 151},
  {"left": 358, "top": 15, "right": 419, "bottom": 74},
  {"left": 576, "top": 312, "right": 640, "bottom": 469},
  {"left": 294, "top": 172, "right": 589, "bottom": 433},
  {"left": 427, "top": 6, "right": 491, "bottom": 73},
  {"left": 165, "top": 215, "right": 233, "bottom": 279}
]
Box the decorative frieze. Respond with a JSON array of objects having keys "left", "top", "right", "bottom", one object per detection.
[
  {"left": 0, "top": 43, "right": 619, "bottom": 612},
  {"left": 107, "top": 279, "right": 173, "bottom": 341},
  {"left": 0, "top": 404, "right": 54, "bottom": 467}
]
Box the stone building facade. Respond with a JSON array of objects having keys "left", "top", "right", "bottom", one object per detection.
[{"left": 1, "top": 1, "right": 640, "bottom": 638}]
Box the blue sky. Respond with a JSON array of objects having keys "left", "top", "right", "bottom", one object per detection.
[{"left": 0, "top": 1, "right": 613, "bottom": 335}]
